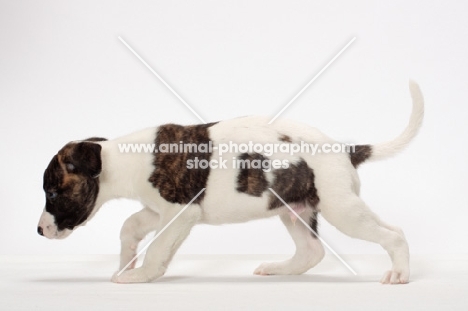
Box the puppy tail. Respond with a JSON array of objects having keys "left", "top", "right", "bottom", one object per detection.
[{"left": 350, "top": 80, "right": 424, "bottom": 168}]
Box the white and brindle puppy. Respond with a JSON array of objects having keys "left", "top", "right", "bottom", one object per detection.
[{"left": 38, "top": 81, "right": 424, "bottom": 284}]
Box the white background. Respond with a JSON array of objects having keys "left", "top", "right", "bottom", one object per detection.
[{"left": 1, "top": 0, "right": 467, "bottom": 256}]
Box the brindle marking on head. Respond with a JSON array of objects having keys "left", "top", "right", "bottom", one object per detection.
[
  {"left": 149, "top": 122, "right": 218, "bottom": 204},
  {"left": 43, "top": 142, "right": 102, "bottom": 231},
  {"left": 349, "top": 144, "right": 372, "bottom": 168},
  {"left": 236, "top": 153, "right": 269, "bottom": 196},
  {"left": 85, "top": 137, "right": 108, "bottom": 142},
  {"left": 279, "top": 134, "right": 292, "bottom": 143}
]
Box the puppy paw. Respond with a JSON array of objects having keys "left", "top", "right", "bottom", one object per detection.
[
  {"left": 111, "top": 268, "right": 153, "bottom": 284},
  {"left": 111, "top": 271, "right": 122, "bottom": 283},
  {"left": 254, "top": 261, "right": 294, "bottom": 276},
  {"left": 253, "top": 262, "right": 273, "bottom": 276},
  {"left": 380, "top": 269, "right": 410, "bottom": 284}
]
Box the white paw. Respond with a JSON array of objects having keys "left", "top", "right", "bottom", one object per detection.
[
  {"left": 380, "top": 269, "right": 410, "bottom": 284},
  {"left": 254, "top": 260, "right": 303, "bottom": 276},
  {"left": 111, "top": 272, "right": 122, "bottom": 283},
  {"left": 254, "top": 262, "right": 275, "bottom": 275},
  {"left": 111, "top": 268, "right": 153, "bottom": 284}
]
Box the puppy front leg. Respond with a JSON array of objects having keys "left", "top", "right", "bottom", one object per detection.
[
  {"left": 119, "top": 207, "right": 160, "bottom": 271},
  {"left": 113, "top": 204, "right": 201, "bottom": 283}
]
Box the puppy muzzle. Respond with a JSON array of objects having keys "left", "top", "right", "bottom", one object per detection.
[{"left": 37, "top": 209, "right": 71, "bottom": 239}]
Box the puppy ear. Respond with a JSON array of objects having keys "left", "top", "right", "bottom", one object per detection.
[{"left": 65, "top": 142, "right": 102, "bottom": 178}]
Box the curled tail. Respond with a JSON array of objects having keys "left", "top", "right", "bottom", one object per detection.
[{"left": 350, "top": 80, "right": 424, "bottom": 168}]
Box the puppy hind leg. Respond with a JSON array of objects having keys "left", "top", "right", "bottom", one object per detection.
[
  {"left": 320, "top": 196, "right": 410, "bottom": 284},
  {"left": 254, "top": 210, "right": 325, "bottom": 276},
  {"left": 377, "top": 219, "right": 407, "bottom": 240},
  {"left": 119, "top": 207, "right": 160, "bottom": 271}
]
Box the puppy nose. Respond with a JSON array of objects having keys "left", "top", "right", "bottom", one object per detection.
[{"left": 37, "top": 226, "right": 44, "bottom": 236}]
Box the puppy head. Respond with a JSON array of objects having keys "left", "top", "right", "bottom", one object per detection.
[{"left": 38, "top": 140, "right": 105, "bottom": 239}]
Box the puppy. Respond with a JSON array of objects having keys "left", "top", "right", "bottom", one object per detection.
[{"left": 38, "top": 81, "right": 424, "bottom": 284}]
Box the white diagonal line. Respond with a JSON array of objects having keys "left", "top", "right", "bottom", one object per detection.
[
  {"left": 268, "top": 188, "right": 357, "bottom": 275},
  {"left": 117, "top": 188, "right": 206, "bottom": 276},
  {"left": 268, "top": 37, "right": 356, "bottom": 124},
  {"left": 118, "top": 36, "right": 206, "bottom": 124}
]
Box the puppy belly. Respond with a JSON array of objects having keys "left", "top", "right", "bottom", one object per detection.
[{"left": 199, "top": 196, "right": 282, "bottom": 225}]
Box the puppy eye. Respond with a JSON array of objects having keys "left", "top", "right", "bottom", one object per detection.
[{"left": 47, "top": 191, "right": 58, "bottom": 200}]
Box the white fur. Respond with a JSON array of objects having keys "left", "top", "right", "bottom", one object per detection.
[
  {"left": 369, "top": 80, "right": 424, "bottom": 161},
  {"left": 38, "top": 209, "right": 72, "bottom": 239},
  {"left": 69, "top": 82, "right": 423, "bottom": 284}
]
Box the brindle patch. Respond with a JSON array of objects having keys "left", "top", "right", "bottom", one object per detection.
[
  {"left": 148, "top": 122, "right": 218, "bottom": 205},
  {"left": 268, "top": 159, "right": 320, "bottom": 237},
  {"left": 349, "top": 144, "right": 372, "bottom": 168},
  {"left": 236, "top": 153, "right": 269, "bottom": 196},
  {"left": 268, "top": 159, "right": 319, "bottom": 210},
  {"left": 309, "top": 213, "right": 319, "bottom": 238},
  {"left": 43, "top": 142, "right": 102, "bottom": 231},
  {"left": 279, "top": 134, "right": 292, "bottom": 143}
]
